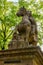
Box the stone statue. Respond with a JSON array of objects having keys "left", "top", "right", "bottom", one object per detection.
[
  {"left": 8, "top": 6, "right": 38, "bottom": 49},
  {"left": 16, "top": 6, "right": 38, "bottom": 46}
]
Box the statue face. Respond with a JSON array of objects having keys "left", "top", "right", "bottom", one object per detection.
[
  {"left": 16, "top": 7, "right": 32, "bottom": 17},
  {"left": 16, "top": 7, "right": 26, "bottom": 16},
  {"left": 27, "top": 11, "right": 32, "bottom": 17}
]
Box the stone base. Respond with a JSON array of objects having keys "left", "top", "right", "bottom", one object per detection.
[{"left": 0, "top": 46, "right": 43, "bottom": 65}]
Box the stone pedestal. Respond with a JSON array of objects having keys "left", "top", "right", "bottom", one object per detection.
[{"left": 0, "top": 46, "right": 43, "bottom": 65}]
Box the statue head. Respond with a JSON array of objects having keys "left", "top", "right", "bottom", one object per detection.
[
  {"left": 16, "top": 6, "right": 32, "bottom": 17},
  {"left": 27, "top": 11, "right": 32, "bottom": 17},
  {"left": 16, "top": 6, "right": 27, "bottom": 16}
]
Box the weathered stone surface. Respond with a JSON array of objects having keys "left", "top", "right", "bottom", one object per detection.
[
  {"left": 8, "top": 7, "right": 38, "bottom": 49},
  {"left": 0, "top": 46, "right": 43, "bottom": 65}
]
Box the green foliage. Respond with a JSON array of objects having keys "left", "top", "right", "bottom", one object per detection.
[{"left": 0, "top": 0, "right": 43, "bottom": 50}]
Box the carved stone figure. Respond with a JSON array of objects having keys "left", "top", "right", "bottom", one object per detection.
[
  {"left": 17, "top": 18, "right": 31, "bottom": 41},
  {"left": 8, "top": 7, "right": 38, "bottom": 49},
  {"left": 16, "top": 6, "right": 38, "bottom": 46}
]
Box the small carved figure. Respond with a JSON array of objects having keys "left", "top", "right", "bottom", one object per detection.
[
  {"left": 16, "top": 7, "right": 31, "bottom": 46},
  {"left": 16, "top": 6, "right": 38, "bottom": 46},
  {"left": 8, "top": 6, "right": 38, "bottom": 49}
]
